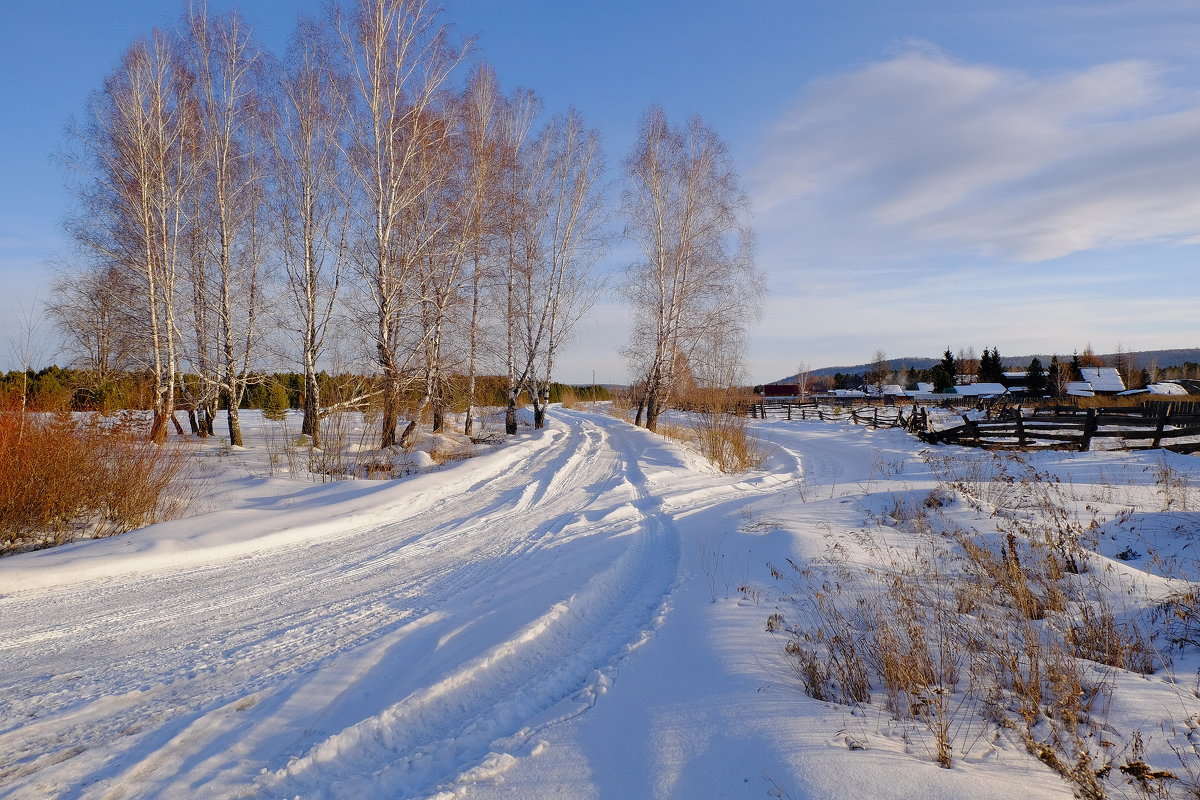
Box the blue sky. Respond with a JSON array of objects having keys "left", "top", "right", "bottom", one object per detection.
[{"left": 2, "top": 1, "right": 1198, "bottom": 383}]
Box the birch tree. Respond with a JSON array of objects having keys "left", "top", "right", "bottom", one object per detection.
[
  {"left": 67, "top": 30, "right": 197, "bottom": 442},
  {"left": 184, "top": 7, "right": 269, "bottom": 447},
  {"left": 337, "top": 0, "right": 464, "bottom": 449},
  {"left": 268, "top": 16, "right": 351, "bottom": 448},
  {"left": 621, "top": 105, "right": 760, "bottom": 431},
  {"left": 458, "top": 63, "right": 504, "bottom": 437},
  {"left": 401, "top": 103, "right": 460, "bottom": 446},
  {"left": 523, "top": 109, "right": 606, "bottom": 429},
  {"left": 496, "top": 89, "right": 542, "bottom": 435}
]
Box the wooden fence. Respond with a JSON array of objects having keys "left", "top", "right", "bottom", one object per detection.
[
  {"left": 920, "top": 404, "right": 1200, "bottom": 453},
  {"left": 752, "top": 400, "right": 1200, "bottom": 453},
  {"left": 751, "top": 401, "right": 930, "bottom": 433}
]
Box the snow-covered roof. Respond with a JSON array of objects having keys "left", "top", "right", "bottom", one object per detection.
[
  {"left": 1002, "top": 371, "right": 1028, "bottom": 379},
  {"left": 1065, "top": 381, "right": 1095, "bottom": 397},
  {"left": 952, "top": 382, "right": 1007, "bottom": 397},
  {"left": 1147, "top": 382, "right": 1190, "bottom": 396},
  {"left": 1078, "top": 367, "right": 1126, "bottom": 393},
  {"left": 881, "top": 384, "right": 906, "bottom": 396}
]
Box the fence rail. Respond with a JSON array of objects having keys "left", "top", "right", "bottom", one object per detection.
[
  {"left": 922, "top": 404, "right": 1200, "bottom": 453},
  {"left": 752, "top": 400, "right": 1200, "bottom": 453},
  {"left": 751, "top": 401, "right": 929, "bottom": 433}
]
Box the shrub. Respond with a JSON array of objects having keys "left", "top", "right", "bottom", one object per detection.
[
  {"left": 689, "top": 410, "right": 767, "bottom": 472},
  {"left": 0, "top": 412, "right": 191, "bottom": 555}
]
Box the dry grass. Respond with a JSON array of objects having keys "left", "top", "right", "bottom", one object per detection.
[
  {"left": 690, "top": 410, "right": 768, "bottom": 472},
  {"left": 772, "top": 450, "right": 1185, "bottom": 794},
  {"left": 0, "top": 411, "right": 193, "bottom": 555},
  {"left": 428, "top": 444, "right": 473, "bottom": 465},
  {"left": 655, "top": 410, "right": 767, "bottom": 472}
]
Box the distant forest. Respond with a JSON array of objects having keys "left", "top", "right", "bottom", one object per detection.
[{"left": 0, "top": 367, "right": 611, "bottom": 415}]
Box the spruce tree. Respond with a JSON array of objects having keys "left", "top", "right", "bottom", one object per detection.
[
  {"left": 940, "top": 348, "right": 957, "bottom": 382},
  {"left": 1026, "top": 357, "right": 1047, "bottom": 396}
]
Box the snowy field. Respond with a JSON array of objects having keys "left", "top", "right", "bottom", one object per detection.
[{"left": 2, "top": 406, "right": 1199, "bottom": 799}]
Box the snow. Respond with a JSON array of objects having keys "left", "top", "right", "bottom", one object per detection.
[
  {"left": 1079, "top": 366, "right": 1128, "bottom": 393},
  {"left": 952, "top": 382, "right": 1008, "bottom": 396},
  {"left": 2, "top": 408, "right": 1199, "bottom": 799}
]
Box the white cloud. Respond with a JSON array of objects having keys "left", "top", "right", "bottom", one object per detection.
[{"left": 754, "top": 49, "right": 1200, "bottom": 262}]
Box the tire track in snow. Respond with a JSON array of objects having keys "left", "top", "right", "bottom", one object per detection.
[
  {"left": 0, "top": 413, "right": 678, "bottom": 800},
  {"left": 247, "top": 410, "right": 682, "bottom": 799}
]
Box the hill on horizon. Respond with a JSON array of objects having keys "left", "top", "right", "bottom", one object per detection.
[{"left": 768, "top": 347, "right": 1200, "bottom": 384}]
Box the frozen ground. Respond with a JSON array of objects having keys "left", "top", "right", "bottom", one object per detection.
[{"left": 1, "top": 406, "right": 1198, "bottom": 799}]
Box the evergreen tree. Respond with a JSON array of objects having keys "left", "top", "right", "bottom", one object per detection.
[
  {"left": 940, "top": 348, "right": 957, "bottom": 381},
  {"left": 977, "top": 347, "right": 1004, "bottom": 383},
  {"left": 1026, "top": 357, "right": 1047, "bottom": 396},
  {"left": 262, "top": 380, "right": 292, "bottom": 421}
]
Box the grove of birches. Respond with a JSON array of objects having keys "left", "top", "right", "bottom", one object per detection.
[{"left": 48, "top": 0, "right": 762, "bottom": 451}]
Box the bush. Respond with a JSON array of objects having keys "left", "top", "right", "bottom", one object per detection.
[{"left": 0, "top": 412, "right": 191, "bottom": 555}]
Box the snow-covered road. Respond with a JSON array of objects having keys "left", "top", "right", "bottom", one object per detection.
[{"left": 1, "top": 410, "right": 725, "bottom": 799}]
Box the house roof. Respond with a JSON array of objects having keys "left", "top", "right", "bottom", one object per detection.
[
  {"left": 952, "top": 382, "right": 1007, "bottom": 396},
  {"left": 1065, "top": 381, "right": 1095, "bottom": 397},
  {"left": 1078, "top": 367, "right": 1126, "bottom": 392}
]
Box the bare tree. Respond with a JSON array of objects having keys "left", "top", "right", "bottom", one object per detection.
[
  {"left": 184, "top": 6, "right": 270, "bottom": 447},
  {"left": 495, "top": 88, "right": 542, "bottom": 435},
  {"left": 957, "top": 346, "right": 979, "bottom": 384},
  {"left": 491, "top": 97, "right": 606, "bottom": 432},
  {"left": 267, "top": 16, "right": 351, "bottom": 448},
  {"left": 458, "top": 63, "right": 504, "bottom": 437},
  {"left": 403, "top": 102, "right": 464, "bottom": 445},
  {"left": 66, "top": 30, "right": 198, "bottom": 442},
  {"left": 621, "top": 105, "right": 761, "bottom": 432},
  {"left": 46, "top": 265, "right": 137, "bottom": 404},
  {"left": 864, "top": 349, "right": 889, "bottom": 394},
  {"left": 523, "top": 108, "right": 606, "bottom": 429},
  {"left": 794, "top": 361, "right": 810, "bottom": 401},
  {"left": 336, "top": 0, "right": 465, "bottom": 449}
]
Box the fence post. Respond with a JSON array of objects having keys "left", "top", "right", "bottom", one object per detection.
[
  {"left": 1015, "top": 407, "right": 1026, "bottom": 447},
  {"left": 1152, "top": 403, "right": 1167, "bottom": 449},
  {"left": 1081, "top": 409, "right": 1097, "bottom": 451},
  {"left": 787, "top": 404, "right": 792, "bottom": 421}
]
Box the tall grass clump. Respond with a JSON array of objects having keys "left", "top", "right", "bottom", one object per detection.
[
  {"left": 0, "top": 411, "right": 192, "bottom": 555},
  {"left": 688, "top": 409, "right": 766, "bottom": 472},
  {"left": 658, "top": 384, "right": 766, "bottom": 472}
]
